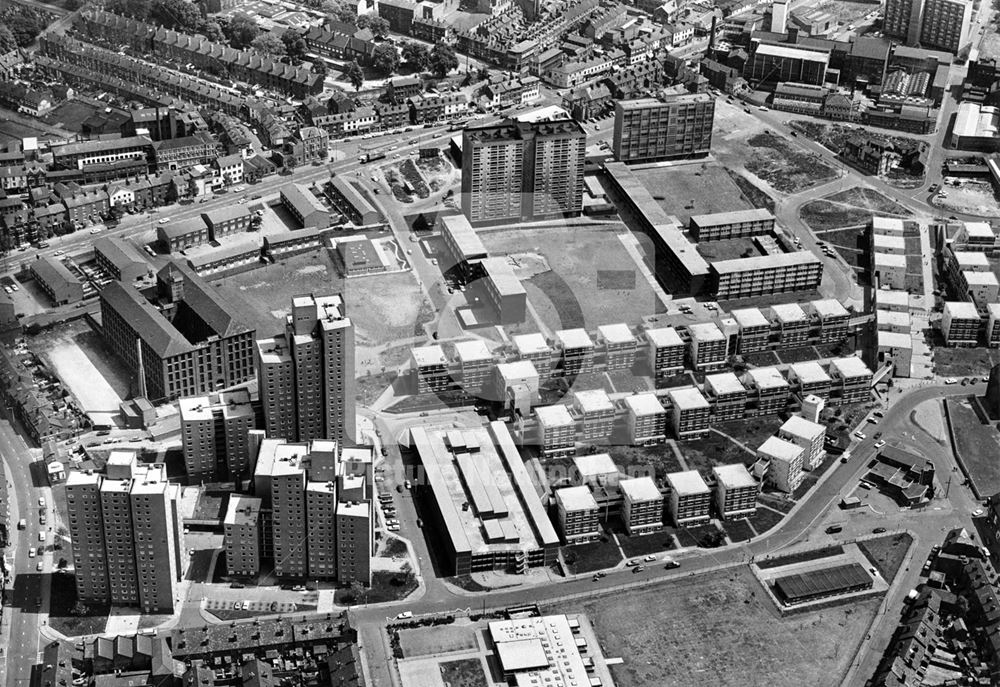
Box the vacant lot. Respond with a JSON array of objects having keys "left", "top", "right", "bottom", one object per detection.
[
  {"left": 0, "top": 117, "right": 56, "bottom": 145},
  {"left": 42, "top": 100, "right": 105, "bottom": 132},
  {"left": 439, "top": 659, "right": 489, "bottom": 687},
  {"left": 801, "top": 187, "right": 912, "bottom": 234},
  {"left": 481, "top": 225, "right": 662, "bottom": 330},
  {"left": 858, "top": 533, "right": 913, "bottom": 582},
  {"left": 826, "top": 188, "right": 913, "bottom": 215},
  {"left": 49, "top": 572, "right": 109, "bottom": 637},
  {"left": 745, "top": 132, "right": 838, "bottom": 194},
  {"left": 933, "top": 180, "right": 1000, "bottom": 217},
  {"left": 934, "top": 347, "right": 1000, "bottom": 377},
  {"left": 399, "top": 625, "right": 479, "bottom": 658},
  {"left": 947, "top": 399, "right": 1000, "bottom": 496},
  {"left": 629, "top": 163, "right": 752, "bottom": 225},
  {"left": 556, "top": 567, "right": 878, "bottom": 687}
]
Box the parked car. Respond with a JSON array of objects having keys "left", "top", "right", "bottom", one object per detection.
[
  {"left": 825, "top": 525, "right": 843, "bottom": 534},
  {"left": 396, "top": 611, "right": 413, "bottom": 619},
  {"left": 664, "top": 560, "right": 681, "bottom": 569},
  {"left": 872, "top": 527, "right": 887, "bottom": 534}
]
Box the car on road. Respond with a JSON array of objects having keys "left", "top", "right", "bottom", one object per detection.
[
  {"left": 825, "top": 525, "right": 843, "bottom": 534},
  {"left": 643, "top": 555, "right": 657, "bottom": 562},
  {"left": 664, "top": 560, "right": 681, "bottom": 569},
  {"left": 38, "top": 497, "right": 45, "bottom": 507},
  {"left": 404, "top": 480, "right": 412, "bottom": 489},
  {"left": 388, "top": 524, "right": 400, "bottom": 531},
  {"left": 54, "top": 250, "right": 65, "bottom": 256},
  {"left": 872, "top": 527, "right": 887, "bottom": 534},
  {"left": 944, "top": 378, "right": 957, "bottom": 385},
  {"left": 626, "top": 559, "right": 640, "bottom": 567},
  {"left": 157, "top": 218, "right": 168, "bottom": 224},
  {"left": 89, "top": 228, "right": 102, "bottom": 234},
  {"left": 416, "top": 518, "right": 423, "bottom": 528},
  {"left": 396, "top": 611, "right": 413, "bottom": 619},
  {"left": 230, "top": 582, "right": 245, "bottom": 589},
  {"left": 854, "top": 430, "right": 866, "bottom": 439},
  {"left": 38, "top": 532, "right": 45, "bottom": 542},
  {"left": 28, "top": 547, "right": 36, "bottom": 558},
  {"left": 973, "top": 508, "right": 985, "bottom": 517},
  {"left": 37, "top": 561, "right": 44, "bottom": 572},
  {"left": 233, "top": 601, "right": 242, "bottom": 609},
  {"left": 632, "top": 565, "right": 645, "bottom": 573}
]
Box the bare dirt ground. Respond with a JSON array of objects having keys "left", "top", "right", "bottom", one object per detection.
[{"left": 932, "top": 179, "right": 1000, "bottom": 217}]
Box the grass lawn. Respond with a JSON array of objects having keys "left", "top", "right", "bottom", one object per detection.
[
  {"left": 726, "top": 169, "right": 776, "bottom": 213},
  {"left": 379, "top": 537, "right": 409, "bottom": 559},
  {"left": 439, "top": 658, "right": 489, "bottom": 687},
  {"left": 799, "top": 201, "right": 871, "bottom": 232},
  {"left": 825, "top": 187, "right": 913, "bottom": 215},
  {"left": 757, "top": 545, "right": 844, "bottom": 570},
  {"left": 399, "top": 625, "right": 479, "bottom": 657},
  {"left": 48, "top": 572, "right": 109, "bottom": 637},
  {"left": 745, "top": 131, "right": 838, "bottom": 193},
  {"left": 619, "top": 530, "right": 677, "bottom": 557},
  {"left": 819, "top": 227, "right": 866, "bottom": 252},
  {"left": 748, "top": 507, "right": 785, "bottom": 534},
  {"left": 563, "top": 538, "right": 623, "bottom": 574},
  {"left": 776, "top": 346, "right": 821, "bottom": 364},
  {"left": 334, "top": 570, "right": 419, "bottom": 606},
  {"left": 446, "top": 575, "right": 494, "bottom": 592},
  {"left": 607, "top": 443, "right": 684, "bottom": 481},
  {"left": 557, "top": 566, "right": 879, "bottom": 687},
  {"left": 743, "top": 350, "right": 781, "bottom": 366},
  {"left": 934, "top": 347, "right": 1000, "bottom": 377},
  {"left": 681, "top": 417, "right": 785, "bottom": 475},
  {"left": 723, "top": 519, "right": 756, "bottom": 542},
  {"left": 946, "top": 399, "right": 1000, "bottom": 495},
  {"left": 758, "top": 492, "right": 795, "bottom": 513},
  {"left": 857, "top": 533, "right": 914, "bottom": 583}
]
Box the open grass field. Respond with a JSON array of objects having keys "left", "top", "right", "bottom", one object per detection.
[
  {"left": 629, "top": 162, "right": 752, "bottom": 225},
  {"left": 439, "top": 659, "right": 490, "bottom": 687},
  {"left": 800, "top": 201, "right": 871, "bottom": 232},
  {"left": 619, "top": 529, "right": 677, "bottom": 557},
  {"left": 745, "top": 132, "right": 838, "bottom": 194},
  {"left": 801, "top": 186, "right": 912, "bottom": 234},
  {"left": 556, "top": 567, "right": 878, "bottom": 687},
  {"left": 825, "top": 188, "right": 913, "bottom": 215},
  {"left": 934, "top": 347, "right": 1000, "bottom": 377},
  {"left": 857, "top": 533, "right": 913, "bottom": 582},
  {"left": 0, "top": 117, "right": 56, "bottom": 145},
  {"left": 947, "top": 399, "right": 1000, "bottom": 496},
  {"left": 399, "top": 625, "right": 479, "bottom": 658},
  {"left": 481, "top": 224, "right": 662, "bottom": 330},
  {"left": 748, "top": 506, "right": 786, "bottom": 534}
]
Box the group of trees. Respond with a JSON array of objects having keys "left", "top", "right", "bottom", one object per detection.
[
  {"left": 345, "top": 40, "right": 458, "bottom": 88},
  {"left": 0, "top": 7, "right": 47, "bottom": 47}
]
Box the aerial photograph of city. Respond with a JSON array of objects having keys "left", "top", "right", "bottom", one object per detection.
[{"left": 1, "top": 0, "right": 1000, "bottom": 685}]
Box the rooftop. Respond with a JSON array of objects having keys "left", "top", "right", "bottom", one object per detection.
[
  {"left": 829, "top": 356, "right": 872, "bottom": 379},
  {"left": 877, "top": 330, "right": 912, "bottom": 349},
  {"left": 556, "top": 328, "right": 594, "bottom": 350},
  {"left": 875, "top": 289, "right": 909, "bottom": 307},
  {"left": 480, "top": 257, "right": 526, "bottom": 297},
  {"left": 224, "top": 494, "right": 261, "bottom": 527},
  {"left": 944, "top": 301, "right": 981, "bottom": 320},
  {"left": 757, "top": 436, "right": 804, "bottom": 462},
  {"left": 731, "top": 307, "right": 769, "bottom": 328},
  {"left": 789, "top": 361, "right": 831, "bottom": 385},
  {"left": 555, "top": 485, "right": 598, "bottom": 512},
  {"left": 645, "top": 326, "right": 684, "bottom": 347},
  {"left": 873, "top": 252, "right": 906, "bottom": 268},
  {"left": 411, "top": 344, "right": 447, "bottom": 367},
  {"left": 496, "top": 360, "right": 539, "bottom": 381},
  {"left": 453, "top": 339, "right": 492, "bottom": 363},
  {"left": 689, "top": 322, "right": 725, "bottom": 342},
  {"left": 963, "top": 270, "right": 999, "bottom": 286},
  {"left": 178, "top": 389, "right": 253, "bottom": 422},
  {"left": 598, "top": 322, "right": 635, "bottom": 345},
  {"left": 440, "top": 213, "right": 487, "bottom": 260},
  {"left": 713, "top": 463, "right": 758, "bottom": 489},
  {"left": 744, "top": 366, "right": 789, "bottom": 390},
  {"left": 690, "top": 208, "right": 774, "bottom": 227},
  {"left": 666, "top": 469, "right": 710, "bottom": 496},
  {"left": 620, "top": 476, "right": 662, "bottom": 502},
  {"left": 623, "top": 392, "right": 665, "bottom": 416},
  {"left": 667, "top": 386, "right": 710, "bottom": 410},
  {"left": 952, "top": 251, "right": 991, "bottom": 268},
  {"left": 705, "top": 372, "right": 746, "bottom": 396},
  {"left": 573, "top": 389, "right": 613, "bottom": 414},
  {"left": 771, "top": 302, "right": 807, "bottom": 324},
  {"left": 712, "top": 250, "right": 821, "bottom": 274},
  {"left": 573, "top": 453, "right": 618, "bottom": 478},
  {"left": 877, "top": 309, "right": 911, "bottom": 328},
  {"left": 513, "top": 332, "right": 550, "bottom": 356},
  {"left": 810, "top": 298, "right": 849, "bottom": 319},
  {"left": 779, "top": 415, "right": 825, "bottom": 441},
  {"left": 963, "top": 221, "right": 995, "bottom": 239}
]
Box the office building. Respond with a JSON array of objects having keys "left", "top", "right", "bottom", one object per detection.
[
  {"left": 942, "top": 301, "right": 981, "bottom": 346},
  {"left": 179, "top": 389, "right": 254, "bottom": 482},
  {"left": 665, "top": 470, "right": 711, "bottom": 525},
  {"left": 223, "top": 495, "right": 261, "bottom": 577},
  {"left": 621, "top": 476, "right": 664, "bottom": 534},
  {"left": 535, "top": 404, "right": 577, "bottom": 456},
  {"left": 645, "top": 326, "right": 685, "bottom": 376},
  {"left": 778, "top": 415, "right": 826, "bottom": 470},
  {"left": 731, "top": 308, "right": 770, "bottom": 353},
  {"left": 99, "top": 263, "right": 255, "bottom": 402},
  {"left": 256, "top": 294, "right": 355, "bottom": 444},
  {"left": 788, "top": 361, "right": 832, "bottom": 399},
  {"left": 461, "top": 117, "right": 586, "bottom": 225},
  {"left": 612, "top": 94, "right": 714, "bottom": 163},
  {"left": 758, "top": 436, "right": 804, "bottom": 493},
  {"left": 555, "top": 328, "right": 595, "bottom": 375},
  {"left": 688, "top": 322, "right": 727, "bottom": 371},
  {"left": 743, "top": 366, "right": 790, "bottom": 416},
  {"left": 597, "top": 323, "right": 637, "bottom": 370},
  {"left": 624, "top": 393, "right": 667, "bottom": 445},
  {"left": 573, "top": 389, "right": 615, "bottom": 441},
  {"left": 454, "top": 340, "right": 493, "bottom": 394},
  {"left": 66, "top": 452, "right": 185, "bottom": 612},
  {"left": 771, "top": 303, "right": 810, "bottom": 347},
  {"left": 713, "top": 464, "right": 758, "bottom": 519},
  {"left": 555, "top": 486, "right": 600, "bottom": 542},
  {"left": 704, "top": 373, "right": 747, "bottom": 422},
  {"left": 829, "top": 357, "right": 873, "bottom": 404},
  {"left": 667, "top": 387, "right": 711, "bottom": 439}
]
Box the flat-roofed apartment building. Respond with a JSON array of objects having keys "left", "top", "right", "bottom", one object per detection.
[
  {"left": 788, "top": 360, "right": 832, "bottom": 399},
  {"left": 731, "top": 307, "right": 770, "bottom": 352},
  {"left": 829, "top": 356, "right": 873, "bottom": 404},
  {"left": 621, "top": 476, "right": 664, "bottom": 534},
  {"left": 920, "top": 0, "right": 973, "bottom": 54},
  {"left": 688, "top": 322, "right": 727, "bottom": 371},
  {"left": 461, "top": 117, "right": 586, "bottom": 226},
  {"left": 778, "top": 415, "right": 826, "bottom": 470},
  {"left": 179, "top": 389, "right": 254, "bottom": 481},
  {"left": 713, "top": 463, "right": 758, "bottom": 519},
  {"left": 770, "top": 302, "right": 810, "bottom": 347},
  {"left": 479, "top": 257, "right": 527, "bottom": 325},
  {"left": 743, "top": 366, "right": 790, "bottom": 416},
  {"left": 597, "top": 323, "right": 637, "bottom": 370},
  {"left": 624, "top": 393, "right": 667, "bottom": 445},
  {"left": 412, "top": 422, "right": 560, "bottom": 575},
  {"left": 987, "top": 303, "right": 1000, "bottom": 347},
  {"left": 667, "top": 386, "right": 711, "bottom": 439},
  {"left": 202, "top": 205, "right": 252, "bottom": 240},
  {"left": 556, "top": 328, "right": 595, "bottom": 375},
  {"left": 956, "top": 220, "right": 996, "bottom": 252},
  {"left": 512, "top": 333, "right": 552, "bottom": 375},
  {"left": 713, "top": 252, "right": 823, "bottom": 301},
  {"left": 454, "top": 340, "right": 493, "bottom": 395},
  {"left": 99, "top": 263, "right": 255, "bottom": 402},
  {"left": 411, "top": 344, "right": 450, "bottom": 394},
  {"left": 612, "top": 93, "right": 715, "bottom": 163},
  {"left": 810, "top": 298, "right": 850, "bottom": 342},
  {"left": 689, "top": 209, "right": 776, "bottom": 241},
  {"left": 535, "top": 404, "right": 576, "bottom": 456},
  {"left": 665, "top": 469, "right": 711, "bottom": 525},
  {"left": 573, "top": 389, "right": 615, "bottom": 441},
  {"left": 439, "top": 213, "right": 487, "bottom": 279},
  {"left": 942, "top": 300, "right": 981, "bottom": 346},
  {"left": 704, "top": 372, "right": 747, "bottom": 421},
  {"left": 645, "top": 326, "right": 685, "bottom": 376},
  {"left": 223, "top": 495, "right": 261, "bottom": 577},
  {"left": 758, "top": 436, "right": 805, "bottom": 493},
  {"left": 555, "top": 486, "right": 600, "bottom": 542}
]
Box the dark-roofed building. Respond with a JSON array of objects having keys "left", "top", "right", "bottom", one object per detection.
[
  {"left": 263, "top": 227, "right": 324, "bottom": 260},
  {"left": 326, "top": 178, "right": 378, "bottom": 225},
  {"left": 280, "top": 183, "right": 330, "bottom": 229},
  {"left": 152, "top": 133, "right": 219, "bottom": 172},
  {"left": 31, "top": 255, "right": 85, "bottom": 305},
  {"left": 99, "top": 262, "right": 255, "bottom": 401},
  {"left": 866, "top": 445, "right": 935, "bottom": 506},
  {"left": 201, "top": 205, "right": 252, "bottom": 240},
  {"left": 158, "top": 217, "right": 210, "bottom": 253},
  {"left": 95, "top": 236, "right": 152, "bottom": 284}
]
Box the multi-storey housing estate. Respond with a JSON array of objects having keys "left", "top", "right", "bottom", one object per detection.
[
  {"left": 758, "top": 436, "right": 805, "bottom": 493},
  {"left": 704, "top": 372, "right": 747, "bottom": 422},
  {"left": 223, "top": 495, "right": 261, "bottom": 578},
  {"left": 665, "top": 470, "right": 711, "bottom": 525},
  {"left": 667, "top": 387, "right": 711, "bottom": 439},
  {"left": 645, "top": 326, "right": 685, "bottom": 376},
  {"left": 713, "top": 464, "right": 758, "bottom": 519},
  {"left": 555, "top": 486, "right": 601, "bottom": 542},
  {"left": 621, "top": 476, "right": 664, "bottom": 534},
  {"left": 624, "top": 393, "right": 667, "bottom": 445},
  {"left": 942, "top": 300, "right": 981, "bottom": 346},
  {"left": 777, "top": 415, "right": 826, "bottom": 470},
  {"left": 612, "top": 94, "right": 715, "bottom": 163},
  {"left": 535, "top": 404, "right": 577, "bottom": 455},
  {"left": 179, "top": 390, "right": 255, "bottom": 482}
]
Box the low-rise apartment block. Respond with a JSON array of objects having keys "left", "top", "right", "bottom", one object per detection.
[
  {"left": 942, "top": 300, "right": 981, "bottom": 346},
  {"left": 479, "top": 257, "right": 527, "bottom": 325},
  {"left": 512, "top": 333, "right": 552, "bottom": 375},
  {"left": 555, "top": 486, "right": 600, "bottom": 543},
  {"left": 829, "top": 356, "right": 873, "bottom": 404},
  {"left": 688, "top": 322, "right": 727, "bottom": 371},
  {"left": 713, "top": 463, "right": 758, "bottom": 519},
  {"left": 645, "top": 326, "right": 685, "bottom": 376},
  {"left": 704, "top": 372, "right": 747, "bottom": 422},
  {"left": 743, "top": 366, "right": 790, "bottom": 416},
  {"left": 713, "top": 252, "right": 823, "bottom": 301},
  {"left": 223, "top": 495, "right": 261, "bottom": 578},
  {"left": 598, "top": 323, "right": 637, "bottom": 370},
  {"left": 731, "top": 307, "right": 770, "bottom": 352},
  {"left": 556, "top": 328, "right": 595, "bottom": 375},
  {"left": 758, "top": 436, "right": 805, "bottom": 493},
  {"left": 31, "top": 255, "right": 85, "bottom": 305},
  {"left": 573, "top": 389, "right": 615, "bottom": 442},
  {"left": 666, "top": 470, "right": 711, "bottom": 525},
  {"left": 574, "top": 453, "right": 620, "bottom": 488},
  {"left": 454, "top": 340, "right": 493, "bottom": 395},
  {"left": 621, "top": 476, "right": 664, "bottom": 534},
  {"left": 770, "top": 302, "right": 809, "bottom": 347},
  {"left": 777, "top": 415, "right": 826, "bottom": 470},
  {"left": 667, "top": 387, "right": 711, "bottom": 440},
  {"left": 495, "top": 360, "right": 539, "bottom": 413},
  {"left": 810, "top": 298, "right": 850, "bottom": 342},
  {"left": 689, "top": 209, "right": 776, "bottom": 241},
  {"left": 535, "top": 404, "right": 576, "bottom": 456},
  {"left": 788, "top": 361, "right": 832, "bottom": 400},
  {"left": 624, "top": 393, "right": 667, "bottom": 445}
]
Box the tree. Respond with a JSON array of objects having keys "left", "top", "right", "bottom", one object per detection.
[
  {"left": 0, "top": 24, "right": 16, "bottom": 53},
  {"left": 358, "top": 15, "right": 389, "bottom": 37},
  {"left": 71, "top": 601, "right": 89, "bottom": 616},
  {"left": 401, "top": 42, "right": 431, "bottom": 71},
  {"left": 313, "top": 60, "right": 328, "bottom": 78},
  {"left": 3, "top": 9, "right": 45, "bottom": 47},
  {"left": 429, "top": 43, "right": 458, "bottom": 78},
  {"left": 332, "top": 4, "right": 358, "bottom": 24},
  {"left": 372, "top": 43, "right": 400, "bottom": 75},
  {"left": 347, "top": 579, "right": 367, "bottom": 604},
  {"left": 198, "top": 19, "right": 224, "bottom": 42},
  {"left": 281, "top": 29, "right": 307, "bottom": 61},
  {"left": 151, "top": 0, "right": 202, "bottom": 31},
  {"left": 251, "top": 32, "right": 286, "bottom": 56},
  {"left": 344, "top": 59, "right": 364, "bottom": 90},
  {"left": 103, "top": 0, "right": 150, "bottom": 18},
  {"left": 224, "top": 13, "right": 260, "bottom": 49}
]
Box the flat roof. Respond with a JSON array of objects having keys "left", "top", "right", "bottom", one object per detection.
[
  {"left": 645, "top": 326, "right": 684, "bottom": 347},
  {"left": 875, "top": 289, "right": 909, "bottom": 307},
  {"left": 757, "top": 436, "right": 804, "bottom": 462},
  {"left": 573, "top": 452, "right": 618, "bottom": 477},
  {"left": 988, "top": 303, "right": 1000, "bottom": 319},
  {"left": 488, "top": 615, "right": 591, "bottom": 685},
  {"left": 873, "top": 234, "right": 906, "bottom": 250},
  {"left": 706, "top": 372, "right": 746, "bottom": 396},
  {"left": 952, "top": 251, "right": 990, "bottom": 267},
  {"left": 454, "top": 339, "right": 492, "bottom": 363},
  {"left": 872, "top": 216, "right": 904, "bottom": 233},
  {"left": 440, "top": 213, "right": 488, "bottom": 261},
  {"left": 690, "top": 208, "right": 774, "bottom": 227},
  {"left": 495, "top": 638, "right": 550, "bottom": 673},
  {"left": 713, "top": 463, "right": 757, "bottom": 489},
  {"left": 620, "top": 476, "right": 662, "bottom": 502},
  {"left": 771, "top": 302, "right": 807, "bottom": 324},
  {"left": 667, "top": 386, "right": 710, "bottom": 410},
  {"left": 789, "top": 361, "right": 831, "bottom": 384},
  {"left": 497, "top": 360, "right": 538, "bottom": 381},
  {"left": 513, "top": 333, "right": 550, "bottom": 356},
  {"left": 744, "top": 366, "right": 789, "bottom": 389},
  {"left": 689, "top": 322, "right": 725, "bottom": 342},
  {"left": 574, "top": 389, "right": 613, "bottom": 413},
  {"left": 480, "top": 257, "right": 526, "bottom": 297},
  {"left": 963, "top": 221, "right": 995, "bottom": 238},
  {"left": 411, "top": 344, "right": 447, "bottom": 367},
  {"left": 877, "top": 330, "right": 912, "bottom": 349},
  {"left": 535, "top": 404, "right": 575, "bottom": 427},
  {"left": 811, "top": 298, "right": 849, "bottom": 318},
  {"left": 874, "top": 252, "right": 906, "bottom": 268},
  {"left": 944, "top": 301, "right": 981, "bottom": 319},
  {"left": 731, "top": 307, "right": 769, "bottom": 328},
  {"left": 556, "top": 328, "right": 594, "bottom": 350},
  {"left": 666, "top": 469, "right": 710, "bottom": 496},
  {"left": 556, "top": 485, "right": 598, "bottom": 512},
  {"left": 224, "top": 495, "right": 261, "bottom": 527},
  {"left": 598, "top": 322, "right": 635, "bottom": 345},
  {"left": 178, "top": 389, "right": 253, "bottom": 421},
  {"left": 780, "top": 415, "right": 825, "bottom": 441},
  {"left": 712, "top": 250, "right": 822, "bottom": 274},
  {"left": 877, "top": 309, "right": 911, "bottom": 327},
  {"left": 830, "top": 356, "right": 872, "bottom": 379},
  {"left": 755, "top": 42, "right": 830, "bottom": 62},
  {"left": 963, "top": 270, "right": 999, "bottom": 285},
  {"left": 623, "top": 392, "right": 665, "bottom": 416}
]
